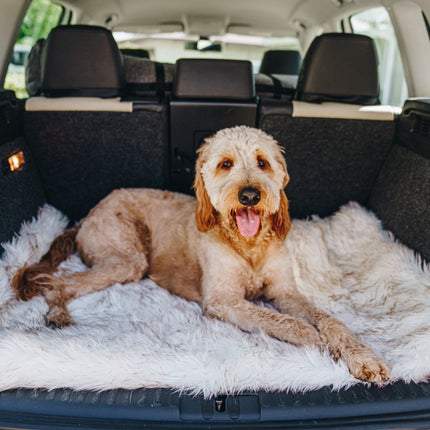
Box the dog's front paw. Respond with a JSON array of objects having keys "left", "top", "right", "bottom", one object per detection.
[
  {"left": 345, "top": 348, "right": 390, "bottom": 383},
  {"left": 46, "top": 306, "right": 75, "bottom": 329}
]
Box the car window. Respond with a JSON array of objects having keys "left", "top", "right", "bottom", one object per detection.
[
  {"left": 114, "top": 32, "right": 301, "bottom": 74},
  {"left": 350, "top": 7, "right": 408, "bottom": 107},
  {"left": 4, "top": 0, "right": 62, "bottom": 99}
]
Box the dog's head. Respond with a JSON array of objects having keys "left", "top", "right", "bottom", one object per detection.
[{"left": 194, "top": 126, "right": 291, "bottom": 241}]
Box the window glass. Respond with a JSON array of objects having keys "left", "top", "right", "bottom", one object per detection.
[
  {"left": 350, "top": 7, "right": 408, "bottom": 107},
  {"left": 4, "top": 0, "right": 62, "bottom": 98},
  {"left": 114, "top": 32, "right": 300, "bottom": 74}
]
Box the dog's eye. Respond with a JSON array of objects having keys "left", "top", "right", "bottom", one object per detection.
[
  {"left": 220, "top": 160, "right": 233, "bottom": 169},
  {"left": 257, "top": 158, "right": 267, "bottom": 169}
]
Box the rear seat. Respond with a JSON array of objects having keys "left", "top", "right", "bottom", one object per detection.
[
  {"left": 259, "top": 33, "right": 400, "bottom": 219},
  {"left": 23, "top": 25, "right": 169, "bottom": 221},
  {"left": 22, "top": 26, "right": 400, "bottom": 224},
  {"left": 169, "top": 58, "right": 257, "bottom": 193}
]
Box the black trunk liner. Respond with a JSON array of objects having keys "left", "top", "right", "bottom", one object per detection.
[{"left": 1, "top": 381, "right": 430, "bottom": 429}]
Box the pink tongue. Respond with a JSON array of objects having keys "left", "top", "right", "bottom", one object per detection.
[{"left": 235, "top": 208, "right": 260, "bottom": 237}]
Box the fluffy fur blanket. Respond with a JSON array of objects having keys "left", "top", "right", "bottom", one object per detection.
[{"left": 0, "top": 202, "right": 429, "bottom": 396}]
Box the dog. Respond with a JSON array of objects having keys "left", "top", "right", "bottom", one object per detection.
[{"left": 12, "top": 126, "right": 389, "bottom": 383}]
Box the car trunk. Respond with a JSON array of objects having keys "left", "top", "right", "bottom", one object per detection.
[{"left": 0, "top": 86, "right": 430, "bottom": 428}]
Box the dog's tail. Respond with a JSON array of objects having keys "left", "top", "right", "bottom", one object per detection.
[{"left": 11, "top": 225, "right": 80, "bottom": 301}]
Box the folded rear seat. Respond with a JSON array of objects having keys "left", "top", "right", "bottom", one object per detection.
[
  {"left": 259, "top": 33, "right": 400, "bottom": 219},
  {"left": 23, "top": 25, "right": 169, "bottom": 221},
  {"left": 170, "top": 58, "right": 257, "bottom": 193}
]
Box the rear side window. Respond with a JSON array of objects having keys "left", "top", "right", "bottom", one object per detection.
[
  {"left": 350, "top": 7, "right": 408, "bottom": 107},
  {"left": 4, "top": 0, "right": 62, "bottom": 98}
]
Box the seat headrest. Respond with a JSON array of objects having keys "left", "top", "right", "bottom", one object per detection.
[
  {"left": 296, "top": 33, "right": 379, "bottom": 105},
  {"left": 259, "top": 50, "right": 301, "bottom": 75},
  {"left": 173, "top": 59, "right": 255, "bottom": 100},
  {"left": 41, "top": 25, "right": 124, "bottom": 97}
]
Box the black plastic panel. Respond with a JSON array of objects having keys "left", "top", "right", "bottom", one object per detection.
[
  {"left": 1, "top": 382, "right": 430, "bottom": 429},
  {"left": 170, "top": 100, "right": 257, "bottom": 193}
]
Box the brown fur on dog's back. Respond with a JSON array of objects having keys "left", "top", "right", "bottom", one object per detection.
[{"left": 12, "top": 225, "right": 79, "bottom": 301}]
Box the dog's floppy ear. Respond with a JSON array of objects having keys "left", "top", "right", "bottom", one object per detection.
[
  {"left": 276, "top": 152, "right": 290, "bottom": 188},
  {"left": 271, "top": 190, "right": 291, "bottom": 241},
  {"left": 194, "top": 157, "right": 217, "bottom": 232}
]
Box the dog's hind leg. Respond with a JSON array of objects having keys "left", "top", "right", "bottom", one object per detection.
[
  {"left": 41, "top": 193, "right": 153, "bottom": 327},
  {"left": 42, "top": 253, "right": 149, "bottom": 328}
]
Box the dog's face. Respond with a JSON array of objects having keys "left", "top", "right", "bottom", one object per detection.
[{"left": 194, "top": 126, "right": 291, "bottom": 240}]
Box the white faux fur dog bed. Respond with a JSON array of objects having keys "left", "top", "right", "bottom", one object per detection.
[{"left": 0, "top": 202, "right": 429, "bottom": 396}]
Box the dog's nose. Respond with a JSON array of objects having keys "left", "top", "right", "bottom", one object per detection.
[{"left": 238, "top": 187, "right": 261, "bottom": 206}]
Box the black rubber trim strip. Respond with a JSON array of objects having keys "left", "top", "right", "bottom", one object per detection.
[{"left": 0, "top": 381, "right": 430, "bottom": 429}]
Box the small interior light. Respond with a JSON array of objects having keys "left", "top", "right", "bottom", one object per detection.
[{"left": 8, "top": 151, "right": 25, "bottom": 172}]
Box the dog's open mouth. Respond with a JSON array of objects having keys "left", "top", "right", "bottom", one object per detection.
[{"left": 234, "top": 208, "right": 261, "bottom": 237}]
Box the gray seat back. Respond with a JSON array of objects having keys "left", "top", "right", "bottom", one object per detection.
[
  {"left": 23, "top": 25, "right": 169, "bottom": 221},
  {"left": 259, "top": 33, "right": 398, "bottom": 219}
]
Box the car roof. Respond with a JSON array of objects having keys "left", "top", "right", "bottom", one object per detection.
[{"left": 56, "top": 0, "right": 418, "bottom": 38}]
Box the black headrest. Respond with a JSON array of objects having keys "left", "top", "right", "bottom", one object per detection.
[
  {"left": 173, "top": 59, "right": 255, "bottom": 100},
  {"left": 296, "top": 33, "right": 379, "bottom": 105},
  {"left": 120, "top": 48, "right": 150, "bottom": 59},
  {"left": 41, "top": 25, "right": 124, "bottom": 97},
  {"left": 259, "top": 50, "right": 301, "bottom": 75}
]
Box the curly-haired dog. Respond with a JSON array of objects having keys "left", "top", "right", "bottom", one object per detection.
[{"left": 13, "top": 126, "right": 389, "bottom": 382}]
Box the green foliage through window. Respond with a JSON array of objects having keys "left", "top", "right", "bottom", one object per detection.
[
  {"left": 17, "top": 0, "right": 62, "bottom": 46},
  {"left": 4, "top": 0, "right": 62, "bottom": 98}
]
